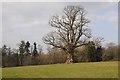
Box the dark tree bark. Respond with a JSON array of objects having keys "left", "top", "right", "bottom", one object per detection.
[{"left": 43, "top": 6, "right": 91, "bottom": 63}]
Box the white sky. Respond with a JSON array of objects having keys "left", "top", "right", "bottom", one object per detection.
[{"left": 0, "top": 0, "right": 119, "bottom": 52}]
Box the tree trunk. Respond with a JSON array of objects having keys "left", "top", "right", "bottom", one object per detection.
[{"left": 65, "top": 53, "right": 73, "bottom": 64}]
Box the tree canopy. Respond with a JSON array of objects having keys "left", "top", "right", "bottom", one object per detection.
[{"left": 43, "top": 5, "right": 91, "bottom": 62}]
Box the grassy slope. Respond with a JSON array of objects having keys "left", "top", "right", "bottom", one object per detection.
[{"left": 2, "top": 61, "right": 118, "bottom": 78}]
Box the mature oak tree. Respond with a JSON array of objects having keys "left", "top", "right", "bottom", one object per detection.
[{"left": 43, "top": 5, "right": 91, "bottom": 63}]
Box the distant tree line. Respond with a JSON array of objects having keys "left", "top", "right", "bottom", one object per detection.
[
  {"left": 1, "top": 41, "right": 66, "bottom": 67},
  {"left": 1, "top": 40, "right": 119, "bottom": 68},
  {"left": 74, "top": 42, "right": 119, "bottom": 62}
]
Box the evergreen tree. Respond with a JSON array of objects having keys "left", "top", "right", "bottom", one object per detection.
[
  {"left": 25, "top": 41, "right": 30, "bottom": 54},
  {"left": 86, "top": 41, "right": 96, "bottom": 62},
  {"left": 2, "top": 45, "right": 7, "bottom": 56},
  {"left": 96, "top": 46, "right": 102, "bottom": 61},
  {"left": 2, "top": 45, "right": 7, "bottom": 67},
  {"left": 19, "top": 41, "right": 25, "bottom": 66},
  {"left": 33, "top": 42, "right": 38, "bottom": 56}
]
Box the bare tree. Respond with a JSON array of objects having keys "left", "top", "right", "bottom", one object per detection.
[
  {"left": 93, "top": 37, "right": 104, "bottom": 47},
  {"left": 38, "top": 45, "right": 43, "bottom": 54},
  {"left": 43, "top": 5, "right": 91, "bottom": 63}
]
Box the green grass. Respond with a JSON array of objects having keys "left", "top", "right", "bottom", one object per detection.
[{"left": 2, "top": 61, "right": 118, "bottom": 78}]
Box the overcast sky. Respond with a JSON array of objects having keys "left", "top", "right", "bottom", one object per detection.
[{"left": 2, "top": 2, "right": 118, "bottom": 51}]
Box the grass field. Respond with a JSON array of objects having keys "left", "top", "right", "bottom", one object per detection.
[{"left": 2, "top": 61, "right": 118, "bottom": 78}]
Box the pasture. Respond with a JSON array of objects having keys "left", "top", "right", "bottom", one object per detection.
[{"left": 2, "top": 61, "right": 118, "bottom": 78}]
